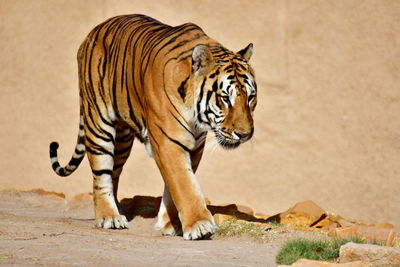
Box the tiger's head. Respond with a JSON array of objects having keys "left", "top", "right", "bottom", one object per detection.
[{"left": 192, "top": 43, "right": 257, "bottom": 149}]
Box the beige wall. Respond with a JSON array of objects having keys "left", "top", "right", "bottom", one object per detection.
[{"left": 1, "top": 0, "right": 399, "bottom": 225}]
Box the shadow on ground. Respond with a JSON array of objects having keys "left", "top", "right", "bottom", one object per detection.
[{"left": 119, "top": 195, "right": 281, "bottom": 223}]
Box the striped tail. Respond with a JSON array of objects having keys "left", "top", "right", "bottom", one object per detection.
[{"left": 49, "top": 110, "right": 86, "bottom": 177}]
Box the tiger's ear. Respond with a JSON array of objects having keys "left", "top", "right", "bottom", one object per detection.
[
  {"left": 237, "top": 43, "right": 253, "bottom": 61},
  {"left": 192, "top": 45, "right": 214, "bottom": 75}
]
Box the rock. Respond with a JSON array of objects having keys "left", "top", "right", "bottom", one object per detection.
[
  {"left": 255, "top": 213, "right": 270, "bottom": 220},
  {"left": 277, "top": 258, "right": 369, "bottom": 266},
  {"left": 337, "top": 219, "right": 357, "bottom": 228},
  {"left": 387, "top": 228, "right": 400, "bottom": 248},
  {"left": 213, "top": 213, "right": 235, "bottom": 225},
  {"left": 235, "top": 204, "right": 255, "bottom": 216},
  {"left": 339, "top": 242, "right": 400, "bottom": 266},
  {"left": 279, "top": 200, "right": 327, "bottom": 227},
  {"left": 280, "top": 211, "right": 317, "bottom": 227},
  {"left": 208, "top": 203, "right": 255, "bottom": 222},
  {"left": 356, "top": 225, "right": 392, "bottom": 243},
  {"left": 312, "top": 217, "right": 339, "bottom": 231},
  {"left": 377, "top": 223, "right": 395, "bottom": 229},
  {"left": 328, "top": 225, "right": 359, "bottom": 238},
  {"left": 281, "top": 200, "right": 326, "bottom": 218},
  {"left": 329, "top": 225, "right": 395, "bottom": 245}
]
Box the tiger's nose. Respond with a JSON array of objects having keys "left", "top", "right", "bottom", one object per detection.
[{"left": 234, "top": 130, "right": 252, "bottom": 140}]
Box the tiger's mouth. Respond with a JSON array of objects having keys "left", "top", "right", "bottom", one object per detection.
[{"left": 213, "top": 129, "right": 253, "bottom": 150}]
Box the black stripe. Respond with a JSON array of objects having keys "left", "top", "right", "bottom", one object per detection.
[
  {"left": 161, "top": 69, "right": 190, "bottom": 127},
  {"left": 115, "top": 133, "right": 133, "bottom": 143},
  {"left": 212, "top": 79, "right": 218, "bottom": 92},
  {"left": 170, "top": 111, "right": 194, "bottom": 137},
  {"left": 85, "top": 114, "right": 114, "bottom": 143},
  {"left": 85, "top": 136, "right": 114, "bottom": 157},
  {"left": 114, "top": 145, "right": 133, "bottom": 156},
  {"left": 69, "top": 156, "right": 84, "bottom": 167},
  {"left": 157, "top": 125, "right": 191, "bottom": 153},
  {"left": 157, "top": 24, "right": 200, "bottom": 54},
  {"left": 85, "top": 106, "right": 115, "bottom": 143},
  {"left": 206, "top": 90, "right": 213, "bottom": 104},
  {"left": 196, "top": 78, "right": 207, "bottom": 124},
  {"left": 209, "top": 69, "right": 220, "bottom": 79},
  {"left": 50, "top": 149, "right": 57, "bottom": 158},
  {"left": 52, "top": 162, "right": 60, "bottom": 171},
  {"left": 237, "top": 73, "right": 248, "bottom": 79},
  {"left": 92, "top": 169, "right": 113, "bottom": 176},
  {"left": 223, "top": 65, "right": 233, "bottom": 72},
  {"left": 59, "top": 169, "right": 67, "bottom": 177},
  {"left": 177, "top": 76, "right": 189, "bottom": 101},
  {"left": 74, "top": 147, "right": 85, "bottom": 155},
  {"left": 113, "top": 163, "right": 125, "bottom": 171},
  {"left": 85, "top": 146, "right": 104, "bottom": 156}
]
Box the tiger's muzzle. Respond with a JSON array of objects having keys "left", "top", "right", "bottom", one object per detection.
[{"left": 214, "top": 128, "right": 254, "bottom": 150}]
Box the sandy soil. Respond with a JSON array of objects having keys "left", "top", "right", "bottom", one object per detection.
[{"left": 0, "top": 190, "right": 329, "bottom": 266}]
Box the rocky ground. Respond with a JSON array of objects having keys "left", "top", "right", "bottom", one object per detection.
[{"left": 0, "top": 189, "right": 398, "bottom": 266}]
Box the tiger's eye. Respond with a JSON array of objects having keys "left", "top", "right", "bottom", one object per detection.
[{"left": 221, "top": 96, "right": 230, "bottom": 102}]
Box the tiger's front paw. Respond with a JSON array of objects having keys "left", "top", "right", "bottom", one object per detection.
[
  {"left": 156, "top": 221, "right": 183, "bottom": 237},
  {"left": 183, "top": 219, "right": 217, "bottom": 240},
  {"left": 95, "top": 214, "right": 128, "bottom": 229}
]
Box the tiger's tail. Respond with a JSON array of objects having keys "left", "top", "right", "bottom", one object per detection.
[{"left": 49, "top": 105, "right": 86, "bottom": 177}]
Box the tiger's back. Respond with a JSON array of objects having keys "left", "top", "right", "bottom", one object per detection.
[
  {"left": 78, "top": 15, "right": 211, "bottom": 140},
  {"left": 50, "top": 14, "right": 257, "bottom": 240}
]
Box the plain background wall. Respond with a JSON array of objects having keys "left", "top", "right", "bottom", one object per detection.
[{"left": 0, "top": 0, "right": 399, "bottom": 225}]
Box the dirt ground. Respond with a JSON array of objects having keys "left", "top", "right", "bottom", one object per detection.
[{"left": 0, "top": 190, "right": 328, "bottom": 266}]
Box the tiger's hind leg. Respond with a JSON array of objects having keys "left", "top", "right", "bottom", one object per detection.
[
  {"left": 111, "top": 122, "right": 134, "bottom": 206},
  {"left": 85, "top": 118, "right": 129, "bottom": 229},
  {"left": 155, "top": 138, "right": 206, "bottom": 237},
  {"left": 155, "top": 186, "right": 182, "bottom": 236}
]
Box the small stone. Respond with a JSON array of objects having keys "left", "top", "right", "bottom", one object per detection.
[
  {"left": 356, "top": 225, "right": 392, "bottom": 243},
  {"left": 312, "top": 217, "right": 338, "bottom": 231},
  {"left": 281, "top": 200, "right": 326, "bottom": 218},
  {"left": 279, "top": 200, "right": 326, "bottom": 227},
  {"left": 387, "top": 228, "right": 400, "bottom": 248},
  {"left": 208, "top": 203, "right": 255, "bottom": 221},
  {"left": 280, "top": 211, "right": 317, "bottom": 227},
  {"left": 255, "top": 213, "right": 270, "bottom": 220},
  {"left": 337, "top": 219, "right": 356, "bottom": 228},
  {"left": 328, "top": 225, "right": 359, "bottom": 238},
  {"left": 339, "top": 242, "right": 400, "bottom": 266},
  {"left": 213, "top": 214, "right": 235, "bottom": 225},
  {"left": 234, "top": 204, "right": 254, "bottom": 216},
  {"left": 377, "top": 223, "right": 395, "bottom": 229}
]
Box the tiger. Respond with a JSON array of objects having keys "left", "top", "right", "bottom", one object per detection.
[{"left": 49, "top": 14, "right": 257, "bottom": 240}]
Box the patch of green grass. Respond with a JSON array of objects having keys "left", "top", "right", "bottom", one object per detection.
[
  {"left": 214, "top": 219, "right": 268, "bottom": 240},
  {"left": 275, "top": 237, "right": 364, "bottom": 265}
]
